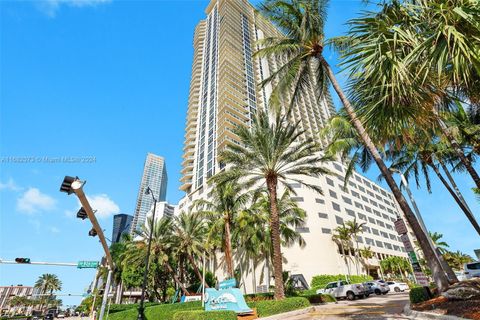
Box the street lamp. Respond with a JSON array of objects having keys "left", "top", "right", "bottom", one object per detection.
[{"left": 138, "top": 186, "right": 158, "bottom": 320}]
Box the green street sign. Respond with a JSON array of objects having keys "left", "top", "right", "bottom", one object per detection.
[
  {"left": 408, "top": 251, "right": 418, "bottom": 264},
  {"left": 77, "top": 261, "right": 99, "bottom": 269}
]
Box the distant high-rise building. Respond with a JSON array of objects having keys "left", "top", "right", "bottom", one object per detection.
[
  {"left": 112, "top": 214, "right": 133, "bottom": 243},
  {"left": 130, "top": 153, "right": 168, "bottom": 234}
]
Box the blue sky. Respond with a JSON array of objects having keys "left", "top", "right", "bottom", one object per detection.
[{"left": 1, "top": 0, "right": 479, "bottom": 307}]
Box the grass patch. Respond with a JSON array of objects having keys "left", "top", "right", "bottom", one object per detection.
[{"left": 107, "top": 301, "right": 202, "bottom": 320}]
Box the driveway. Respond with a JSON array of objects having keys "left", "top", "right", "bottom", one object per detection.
[{"left": 288, "top": 292, "right": 412, "bottom": 320}]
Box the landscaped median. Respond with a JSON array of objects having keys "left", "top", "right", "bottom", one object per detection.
[{"left": 107, "top": 297, "right": 310, "bottom": 319}]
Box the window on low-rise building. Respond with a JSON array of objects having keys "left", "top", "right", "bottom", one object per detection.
[
  {"left": 315, "top": 198, "right": 325, "bottom": 204},
  {"left": 291, "top": 197, "right": 304, "bottom": 202},
  {"left": 322, "top": 228, "right": 332, "bottom": 234},
  {"left": 318, "top": 212, "right": 328, "bottom": 219},
  {"left": 296, "top": 227, "right": 310, "bottom": 233}
]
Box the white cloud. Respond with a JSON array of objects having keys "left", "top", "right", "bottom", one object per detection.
[
  {"left": 0, "top": 178, "right": 22, "bottom": 191},
  {"left": 37, "top": 0, "right": 111, "bottom": 17},
  {"left": 17, "top": 188, "right": 56, "bottom": 214},
  {"left": 50, "top": 226, "right": 60, "bottom": 234},
  {"left": 81, "top": 194, "right": 120, "bottom": 219}
]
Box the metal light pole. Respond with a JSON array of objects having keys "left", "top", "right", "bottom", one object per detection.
[
  {"left": 60, "top": 176, "right": 115, "bottom": 320},
  {"left": 391, "top": 169, "right": 458, "bottom": 282},
  {"left": 138, "top": 186, "right": 158, "bottom": 320}
]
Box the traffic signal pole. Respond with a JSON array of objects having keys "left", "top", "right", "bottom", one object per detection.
[
  {"left": 70, "top": 180, "right": 114, "bottom": 320},
  {"left": 0, "top": 260, "right": 77, "bottom": 267}
]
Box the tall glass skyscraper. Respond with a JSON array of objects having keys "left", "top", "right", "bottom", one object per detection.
[
  {"left": 130, "top": 153, "right": 167, "bottom": 234},
  {"left": 112, "top": 213, "right": 133, "bottom": 243}
]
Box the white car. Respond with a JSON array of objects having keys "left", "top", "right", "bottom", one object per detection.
[
  {"left": 464, "top": 261, "right": 480, "bottom": 279},
  {"left": 386, "top": 281, "right": 409, "bottom": 292},
  {"left": 316, "top": 280, "right": 367, "bottom": 300},
  {"left": 364, "top": 281, "right": 390, "bottom": 295}
]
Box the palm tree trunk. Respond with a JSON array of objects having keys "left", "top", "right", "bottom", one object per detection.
[
  {"left": 433, "top": 108, "right": 480, "bottom": 189},
  {"left": 224, "top": 215, "right": 235, "bottom": 279},
  {"left": 354, "top": 240, "right": 360, "bottom": 276},
  {"left": 321, "top": 58, "right": 450, "bottom": 292},
  {"left": 340, "top": 243, "right": 351, "bottom": 279},
  {"left": 187, "top": 254, "right": 209, "bottom": 288},
  {"left": 266, "top": 175, "right": 285, "bottom": 300},
  {"left": 252, "top": 258, "right": 257, "bottom": 294},
  {"left": 431, "top": 164, "right": 480, "bottom": 235},
  {"left": 164, "top": 262, "right": 189, "bottom": 295}
]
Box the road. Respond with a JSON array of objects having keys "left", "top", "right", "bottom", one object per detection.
[{"left": 288, "top": 292, "right": 412, "bottom": 320}]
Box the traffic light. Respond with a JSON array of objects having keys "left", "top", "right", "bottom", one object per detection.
[
  {"left": 88, "top": 228, "right": 97, "bottom": 237},
  {"left": 15, "top": 258, "right": 31, "bottom": 264},
  {"left": 60, "top": 176, "right": 78, "bottom": 194},
  {"left": 77, "top": 207, "right": 88, "bottom": 220}
]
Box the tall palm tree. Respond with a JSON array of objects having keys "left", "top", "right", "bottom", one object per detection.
[
  {"left": 443, "top": 250, "right": 474, "bottom": 271},
  {"left": 256, "top": 0, "right": 450, "bottom": 290},
  {"left": 171, "top": 211, "right": 209, "bottom": 287},
  {"left": 194, "top": 181, "right": 250, "bottom": 280},
  {"left": 359, "top": 246, "right": 374, "bottom": 277},
  {"left": 332, "top": 224, "right": 353, "bottom": 279},
  {"left": 345, "top": 218, "right": 366, "bottom": 276},
  {"left": 34, "top": 274, "right": 62, "bottom": 312},
  {"left": 216, "top": 109, "right": 329, "bottom": 300}
]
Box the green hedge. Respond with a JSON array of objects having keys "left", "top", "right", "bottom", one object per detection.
[
  {"left": 244, "top": 292, "right": 274, "bottom": 301},
  {"left": 299, "top": 293, "right": 336, "bottom": 304},
  {"left": 107, "top": 301, "right": 202, "bottom": 320},
  {"left": 409, "top": 287, "right": 432, "bottom": 304},
  {"left": 247, "top": 297, "right": 310, "bottom": 318},
  {"left": 173, "top": 310, "right": 237, "bottom": 320},
  {"left": 311, "top": 274, "right": 373, "bottom": 289},
  {"left": 108, "top": 302, "right": 160, "bottom": 314}
]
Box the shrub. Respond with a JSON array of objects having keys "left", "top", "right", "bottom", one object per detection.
[
  {"left": 173, "top": 310, "right": 237, "bottom": 320},
  {"left": 244, "top": 292, "right": 274, "bottom": 302},
  {"left": 299, "top": 293, "right": 336, "bottom": 304},
  {"left": 108, "top": 302, "right": 160, "bottom": 314},
  {"left": 310, "top": 274, "right": 373, "bottom": 289},
  {"left": 409, "top": 287, "right": 432, "bottom": 304},
  {"left": 247, "top": 297, "right": 310, "bottom": 318},
  {"left": 320, "top": 294, "right": 337, "bottom": 303}
]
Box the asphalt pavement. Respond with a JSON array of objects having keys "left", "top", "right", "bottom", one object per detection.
[{"left": 286, "top": 292, "right": 412, "bottom": 320}]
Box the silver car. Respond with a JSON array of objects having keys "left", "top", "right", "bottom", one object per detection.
[{"left": 364, "top": 280, "right": 390, "bottom": 295}]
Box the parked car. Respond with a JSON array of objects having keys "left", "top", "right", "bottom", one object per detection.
[
  {"left": 316, "top": 280, "right": 367, "bottom": 300},
  {"left": 386, "top": 281, "right": 409, "bottom": 292},
  {"left": 364, "top": 281, "right": 390, "bottom": 295},
  {"left": 362, "top": 282, "right": 374, "bottom": 297},
  {"left": 44, "top": 313, "right": 54, "bottom": 320},
  {"left": 464, "top": 261, "right": 480, "bottom": 279}
]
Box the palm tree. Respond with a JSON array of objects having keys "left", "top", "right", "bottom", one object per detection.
[
  {"left": 171, "top": 211, "right": 209, "bottom": 287},
  {"left": 346, "top": 218, "right": 366, "bottom": 276},
  {"left": 359, "top": 246, "right": 374, "bottom": 277},
  {"left": 256, "top": 0, "right": 450, "bottom": 291},
  {"left": 443, "top": 250, "right": 474, "bottom": 271},
  {"left": 34, "top": 274, "right": 62, "bottom": 312},
  {"left": 429, "top": 232, "right": 450, "bottom": 255},
  {"left": 124, "top": 217, "right": 189, "bottom": 296},
  {"left": 216, "top": 109, "right": 329, "bottom": 300},
  {"left": 332, "top": 224, "right": 353, "bottom": 279},
  {"left": 194, "top": 181, "right": 250, "bottom": 280}
]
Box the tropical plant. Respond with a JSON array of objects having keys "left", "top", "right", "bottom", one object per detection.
[
  {"left": 358, "top": 246, "right": 374, "bottom": 276},
  {"left": 215, "top": 109, "right": 330, "bottom": 299},
  {"left": 443, "top": 250, "right": 474, "bottom": 271},
  {"left": 123, "top": 217, "right": 188, "bottom": 296},
  {"left": 345, "top": 218, "right": 366, "bottom": 275},
  {"left": 234, "top": 189, "right": 308, "bottom": 291},
  {"left": 34, "top": 273, "right": 62, "bottom": 312},
  {"left": 194, "top": 181, "right": 250, "bottom": 280},
  {"left": 428, "top": 232, "right": 449, "bottom": 255},
  {"left": 255, "top": 0, "right": 450, "bottom": 290},
  {"left": 380, "top": 256, "right": 410, "bottom": 280},
  {"left": 332, "top": 224, "right": 353, "bottom": 279},
  {"left": 171, "top": 211, "right": 209, "bottom": 287}
]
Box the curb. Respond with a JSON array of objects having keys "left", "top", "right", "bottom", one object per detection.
[
  {"left": 403, "top": 302, "right": 467, "bottom": 320},
  {"left": 258, "top": 306, "right": 315, "bottom": 320}
]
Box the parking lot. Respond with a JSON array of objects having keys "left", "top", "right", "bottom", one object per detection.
[{"left": 285, "top": 292, "right": 411, "bottom": 320}]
